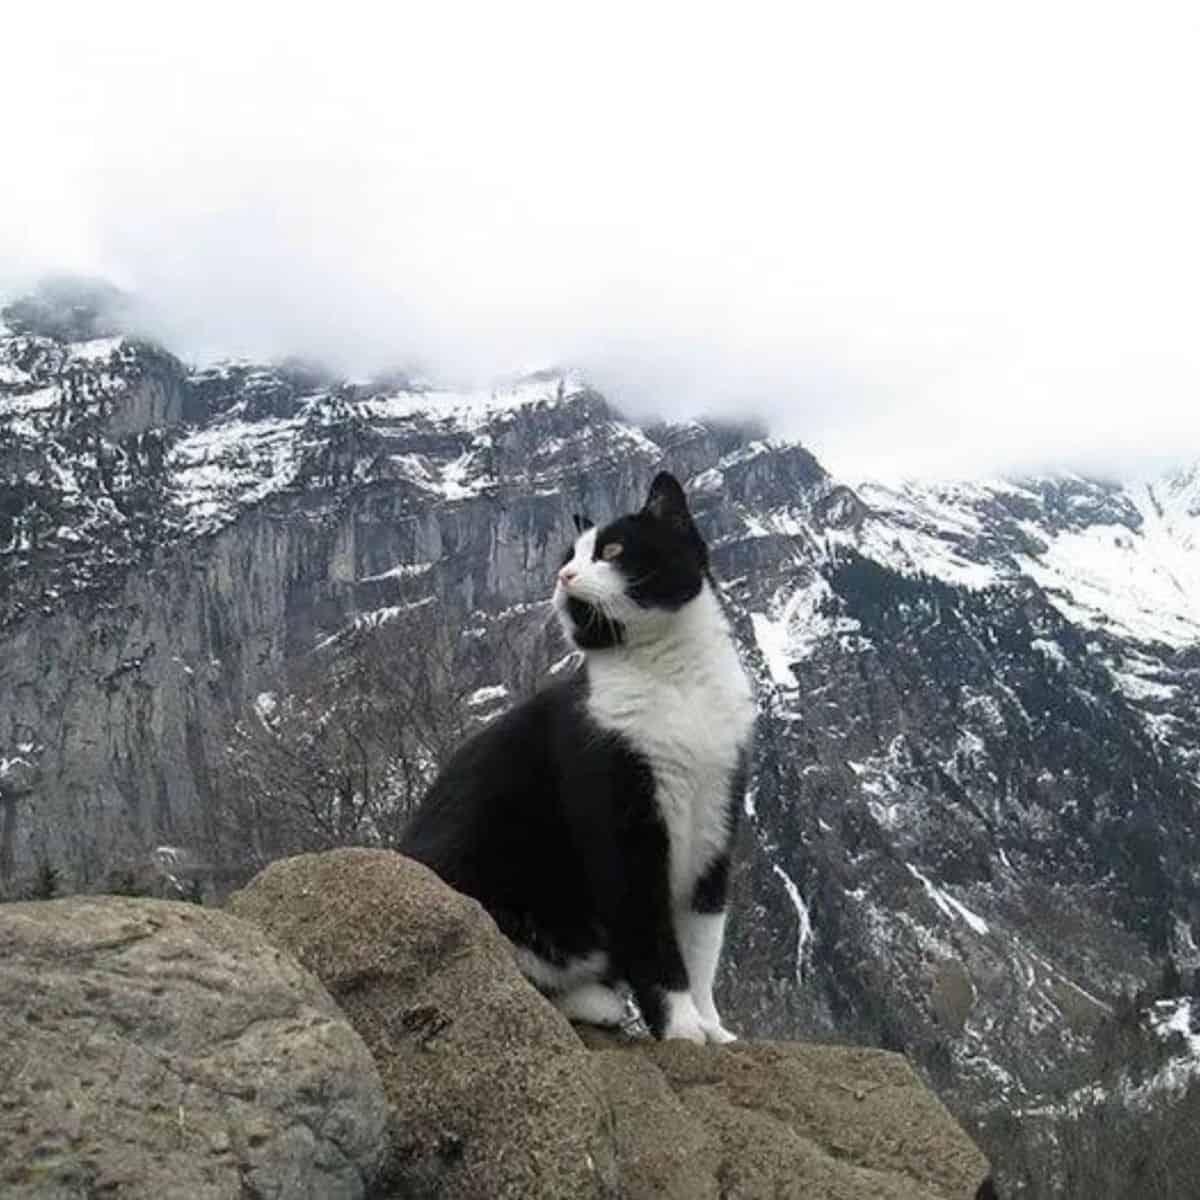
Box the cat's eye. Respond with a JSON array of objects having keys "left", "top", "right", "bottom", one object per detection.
[{"left": 601, "top": 542, "right": 623, "bottom": 561}]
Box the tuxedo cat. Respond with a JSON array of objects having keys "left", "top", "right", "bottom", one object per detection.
[{"left": 400, "top": 472, "right": 755, "bottom": 1042}]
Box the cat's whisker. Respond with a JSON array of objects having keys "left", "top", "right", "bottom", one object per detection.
[
  {"left": 593, "top": 596, "right": 622, "bottom": 642},
  {"left": 539, "top": 604, "right": 560, "bottom": 635},
  {"left": 624, "top": 570, "right": 658, "bottom": 589},
  {"left": 602, "top": 609, "right": 620, "bottom": 644}
]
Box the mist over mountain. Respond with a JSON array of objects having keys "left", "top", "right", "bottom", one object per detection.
[{"left": 7, "top": 5, "right": 1200, "bottom": 484}]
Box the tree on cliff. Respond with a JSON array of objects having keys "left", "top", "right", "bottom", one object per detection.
[
  {"left": 0, "top": 743, "right": 39, "bottom": 890},
  {"left": 214, "top": 589, "right": 553, "bottom": 872}
]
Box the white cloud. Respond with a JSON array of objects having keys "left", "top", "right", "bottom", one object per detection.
[{"left": 2, "top": 0, "right": 1198, "bottom": 479}]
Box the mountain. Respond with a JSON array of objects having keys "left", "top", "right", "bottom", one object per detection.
[{"left": 2, "top": 282, "right": 1199, "bottom": 1195}]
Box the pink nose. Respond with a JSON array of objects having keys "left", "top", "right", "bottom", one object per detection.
[{"left": 558, "top": 565, "right": 578, "bottom": 587}]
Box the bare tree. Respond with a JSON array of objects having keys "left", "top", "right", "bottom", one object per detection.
[
  {"left": 0, "top": 741, "right": 39, "bottom": 888},
  {"left": 212, "top": 587, "right": 555, "bottom": 875}
]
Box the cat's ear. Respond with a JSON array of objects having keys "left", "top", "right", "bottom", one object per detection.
[
  {"left": 572, "top": 512, "right": 594, "bottom": 534},
  {"left": 643, "top": 472, "right": 692, "bottom": 528},
  {"left": 644, "top": 471, "right": 708, "bottom": 565}
]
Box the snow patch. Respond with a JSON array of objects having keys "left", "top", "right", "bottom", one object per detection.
[
  {"left": 751, "top": 613, "right": 797, "bottom": 688},
  {"left": 906, "top": 864, "right": 990, "bottom": 935},
  {"left": 771, "top": 863, "right": 813, "bottom": 983},
  {"left": 69, "top": 336, "right": 124, "bottom": 362},
  {"left": 1018, "top": 516, "right": 1200, "bottom": 647},
  {"left": 361, "top": 560, "right": 434, "bottom": 583},
  {"left": 1109, "top": 666, "right": 1177, "bottom": 703},
  {"left": 751, "top": 573, "right": 863, "bottom": 686},
  {"left": 169, "top": 413, "right": 308, "bottom": 533},
  {"left": 362, "top": 371, "right": 583, "bottom": 430},
  {"left": 1031, "top": 638, "right": 1068, "bottom": 670}
]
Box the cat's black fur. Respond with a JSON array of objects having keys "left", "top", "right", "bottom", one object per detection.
[{"left": 402, "top": 671, "right": 690, "bottom": 1033}]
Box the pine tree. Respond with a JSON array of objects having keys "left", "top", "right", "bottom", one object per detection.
[
  {"left": 1159, "top": 956, "right": 1183, "bottom": 998},
  {"left": 31, "top": 859, "right": 60, "bottom": 900}
]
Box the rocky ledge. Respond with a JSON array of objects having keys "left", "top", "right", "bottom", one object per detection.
[{"left": 2, "top": 849, "right": 993, "bottom": 1198}]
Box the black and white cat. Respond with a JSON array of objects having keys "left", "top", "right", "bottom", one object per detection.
[{"left": 400, "top": 472, "right": 755, "bottom": 1043}]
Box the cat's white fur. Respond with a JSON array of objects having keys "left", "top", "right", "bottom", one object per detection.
[
  {"left": 552, "top": 525, "right": 756, "bottom": 1043},
  {"left": 678, "top": 911, "right": 737, "bottom": 1043},
  {"left": 511, "top": 945, "right": 609, "bottom": 993},
  {"left": 555, "top": 981, "right": 629, "bottom": 1026}
]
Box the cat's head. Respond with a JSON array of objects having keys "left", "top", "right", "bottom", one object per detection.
[{"left": 553, "top": 472, "right": 709, "bottom": 650}]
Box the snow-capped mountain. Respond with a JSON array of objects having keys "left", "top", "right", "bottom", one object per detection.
[{"left": 2, "top": 283, "right": 1199, "bottom": 1195}]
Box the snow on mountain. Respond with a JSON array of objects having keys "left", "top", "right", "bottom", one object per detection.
[
  {"left": 1146, "top": 997, "right": 1200, "bottom": 1100},
  {"left": 749, "top": 572, "right": 865, "bottom": 686},
  {"left": 359, "top": 370, "right": 586, "bottom": 430},
  {"left": 846, "top": 473, "right": 1200, "bottom": 648},
  {"left": 170, "top": 411, "right": 312, "bottom": 534}
]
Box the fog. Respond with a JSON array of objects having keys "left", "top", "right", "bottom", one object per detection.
[{"left": 3, "top": 2, "right": 1198, "bottom": 480}]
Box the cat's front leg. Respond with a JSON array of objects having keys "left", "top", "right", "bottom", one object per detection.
[
  {"left": 678, "top": 910, "right": 737, "bottom": 1044},
  {"left": 606, "top": 836, "right": 707, "bottom": 1043},
  {"left": 680, "top": 854, "right": 737, "bottom": 1044},
  {"left": 573, "top": 753, "right": 708, "bottom": 1042},
  {"left": 619, "top": 922, "right": 707, "bottom": 1043}
]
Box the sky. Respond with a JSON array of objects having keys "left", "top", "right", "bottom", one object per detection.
[{"left": 2, "top": 1, "right": 1198, "bottom": 480}]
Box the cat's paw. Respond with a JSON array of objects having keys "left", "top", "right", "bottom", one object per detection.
[
  {"left": 554, "top": 982, "right": 629, "bottom": 1028},
  {"left": 662, "top": 991, "right": 707, "bottom": 1043},
  {"left": 665, "top": 1016, "right": 707, "bottom": 1044},
  {"left": 700, "top": 1018, "right": 738, "bottom": 1045}
]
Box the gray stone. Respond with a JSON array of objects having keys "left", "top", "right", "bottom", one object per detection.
[
  {"left": 0, "top": 896, "right": 389, "bottom": 1199},
  {"left": 628, "top": 1037, "right": 990, "bottom": 1199},
  {"left": 582, "top": 1029, "right": 992, "bottom": 1199},
  {"left": 229, "top": 848, "right": 620, "bottom": 1200}
]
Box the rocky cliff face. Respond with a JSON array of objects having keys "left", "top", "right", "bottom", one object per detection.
[{"left": 2, "top": 284, "right": 1199, "bottom": 1194}]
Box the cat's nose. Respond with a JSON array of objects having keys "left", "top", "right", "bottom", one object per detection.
[{"left": 558, "top": 565, "right": 578, "bottom": 587}]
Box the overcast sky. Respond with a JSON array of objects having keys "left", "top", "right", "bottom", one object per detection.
[{"left": 2, "top": 2, "right": 1198, "bottom": 479}]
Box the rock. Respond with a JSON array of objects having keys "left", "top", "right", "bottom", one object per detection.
[
  {"left": 231, "top": 849, "right": 992, "bottom": 1199},
  {"left": 586, "top": 1045, "right": 721, "bottom": 1199},
  {"left": 0, "top": 896, "right": 388, "bottom": 1199},
  {"left": 228, "top": 848, "right": 620, "bottom": 1199},
  {"left": 587, "top": 1032, "right": 992, "bottom": 1199}
]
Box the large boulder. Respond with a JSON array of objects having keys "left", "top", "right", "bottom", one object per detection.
[
  {"left": 231, "top": 849, "right": 993, "bottom": 1199},
  {"left": 229, "top": 848, "right": 619, "bottom": 1199},
  {"left": 0, "top": 896, "right": 389, "bottom": 1199}
]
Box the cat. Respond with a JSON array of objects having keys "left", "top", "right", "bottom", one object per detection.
[{"left": 400, "top": 472, "right": 756, "bottom": 1042}]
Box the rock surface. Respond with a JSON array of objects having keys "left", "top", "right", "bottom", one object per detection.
[
  {"left": 0, "top": 896, "right": 388, "bottom": 1199},
  {"left": 229, "top": 847, "right": 621, "bottom": 1200},
  {"left": 587, "top": 1032, "right": 992, "bottom": 1200},
  {"left": 230, "top": 849, "right": 992, "bottom": 1199}
]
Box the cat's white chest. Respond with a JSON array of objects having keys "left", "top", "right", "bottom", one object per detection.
[{"left": 585, "top": 611, "right": 755, "bottom": 901}]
